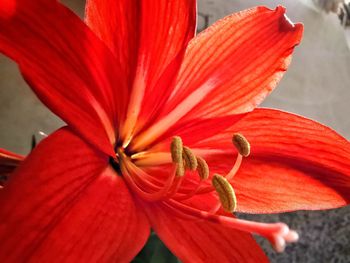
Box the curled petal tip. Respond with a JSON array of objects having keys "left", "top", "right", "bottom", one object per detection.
[
  {"left": 283, "top": 13, "right": 295, "bottom": 28},
  {"left": 278, "top": 8, "right": 304, "bottom": 36}
]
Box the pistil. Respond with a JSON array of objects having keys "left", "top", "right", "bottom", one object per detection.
[{"left": 167, "top": 200, "right": 299, "bottom": 253}]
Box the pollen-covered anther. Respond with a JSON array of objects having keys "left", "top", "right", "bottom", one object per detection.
[
  {"left": 182, "top": 146, "right": 198, "bottom": 171},
  {"left": 196, "top": 156, "right": 209, "bottom": 180},
  {"left": 232, "top": 133, "right": 250, "bottom": 157},
  {"left": 170, "top": 136, "right": 186, "bottom": 177},
  {"left": 171, "top": 136, "right": 183, "bottom": 164},
  {"left": 212, "top": 174, "right": 237, "bottom": 212}
]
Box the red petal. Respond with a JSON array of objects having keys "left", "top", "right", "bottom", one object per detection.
[
  {"left": 165, "top": 6, "right": 303, "bottom": 122},
  {"left": 0, "top": 128, "right": 150, "bottom": 261},
  {"left": 136, "top": 0, "right": 196, "bottom": 127},
  {"left": 86, "top": 0, "right": 197, "bottom": 136},
  {"left": 131, "top": 6, "right": 303, "bottom": 151},
  {"left": 0, "top": 1, "right": 129, "bottom": 156},
  {"left": 144, "top": 114, "right": 246, "bottom": 153},
  {"left": 85, "top": 0, "right": 139, "bottom": 87},
  {"left": 198, "top": 108, "right": 350, "bottom": 213},
  {"left": 142, "top": 201, "right": 268, "bottom": 263},
  {"left": 158, "top": 114, "right": 246, "bottom": 148}
]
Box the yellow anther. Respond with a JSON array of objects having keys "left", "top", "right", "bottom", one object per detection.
[
  {"left": 196, "top": 156, "right": 209, "bottom": 180},
  {"left": 212, "top": 174, "right": 237, "bottom": 212},
  {"left": 171, "top": 136, "right": 183, "bottom": 164},
  {"left": 232, "top": 133, "right": 250, "bottom": 157},
  {"left": 182, "top": 146, "right": 198, "bottom": 171}
]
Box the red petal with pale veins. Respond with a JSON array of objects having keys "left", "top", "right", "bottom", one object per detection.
[
  {"left": 0, "top": 128, "right": 150, "bottom": 261},
  {"left": 85, "top": 0, "right": 139, "bottom": 88},
  {"left": 154, "top": 114, "right": 246, "bottom": 149},
  {"left": 86, "top": 0, "right": 196, "bottom": 137},
  {"left": 165, "top": 6, "right": 303, "bottom": 121},
  {"left": 196, "top": 108, "right": 350, "bottom": 213},
  {"left": 131, "top": 6, "right": 303, "bottom": 151},
  {"left": 0, "top": 0, "right": 129, "bottom": 156},
  {"left": 135, "top": 0, "right": 196, "bottom": 127},
  {"left": 142, "top": 200, "right": 268, "bottom": 263}
]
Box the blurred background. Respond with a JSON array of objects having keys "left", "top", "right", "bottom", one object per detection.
[{"left": 1, "top": 0, "right": 350, "bottom": 262}]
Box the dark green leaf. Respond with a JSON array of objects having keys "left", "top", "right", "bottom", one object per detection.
[{"left": 132, "top": 232, "right": 179, "bottom": 263}]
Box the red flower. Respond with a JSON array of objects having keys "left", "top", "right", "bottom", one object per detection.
[{"left": 1, "top": 1, "right": 350, "bottom": 262}]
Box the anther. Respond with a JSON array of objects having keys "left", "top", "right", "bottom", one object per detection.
[
  {"left": 171, "top": 136, "right": 183, "bottom": 164},
  {"left": 171, "top": 137, "right": 185, "bottom": 177},
  {"left": 232, "top": 133, "right": 250, "bottom": 157},
  {"left": 182, "top": 146, "right": 198, "bottom": 170},
  {"left": 196, "top": 156, "right": 209, "bottom": 180},
  {"left": 212, "top": 174, "right": 237, "bottom": 212}
]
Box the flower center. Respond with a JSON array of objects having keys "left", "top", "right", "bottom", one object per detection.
[
  {"left": 113, "top": 134, "right": 247, "bottom": 208},
  {"left": 112, "top": 134, "right": 298, "bottom": 252}
]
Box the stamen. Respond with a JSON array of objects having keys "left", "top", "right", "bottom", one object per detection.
[
  {"left": 174, "top": 179, "right": 205, "bottom": 201},
  {"left": 232, "top": 133, "right": 250, "bottom": 157},
  {"left": 165, "top": 176, "right": 185, "bottom": 199},
  {"left": 225, "top": 154, "right": 242, "bottom": 180},
  {"left": 212, "top": 174, "right": 237, "bottom": 212},
  {"left": 196, "top": 156, "right": 209, "bottom": 180},
  {"left": 119, "top": 152, "right": 177, "bottom": 202},
  {"left": 182, "top": 146, "right": 198, "bottom": 170},
  {"left": 174, "top": 157, "right": 209, "bottom": 201}
]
